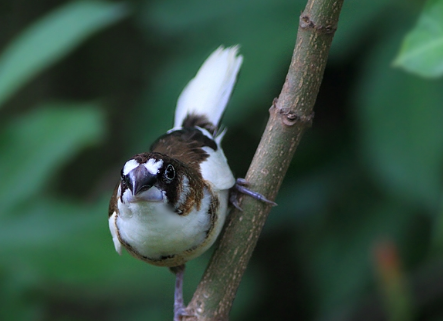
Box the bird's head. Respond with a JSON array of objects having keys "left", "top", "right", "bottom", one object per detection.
[
  {"left": 119, "top": 154, "right": 177, "bottom": 204},
  {"left": 117, "top": 152, "right": 205, "bottom": 216}
]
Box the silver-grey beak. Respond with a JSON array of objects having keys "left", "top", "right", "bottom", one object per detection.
[{"left": 128, "top": 165, "right": 157, "bottom": 195}]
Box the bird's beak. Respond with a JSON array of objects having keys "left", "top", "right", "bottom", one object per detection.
[{"left": 128, "top": 165, "right": 157, "bottom": 196}]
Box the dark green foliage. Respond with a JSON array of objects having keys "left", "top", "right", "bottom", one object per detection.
[{"left": 1, "top": 0, "right": 442, "bottom": 320}]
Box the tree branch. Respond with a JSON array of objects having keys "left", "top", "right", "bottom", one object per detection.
[{"left": 185, "top": 0, "right": 344, "bottom": 319}]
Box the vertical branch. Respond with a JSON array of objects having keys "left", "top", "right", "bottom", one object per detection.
[{"left": 185, "top": 0, "right": 344, "bottom": 320}]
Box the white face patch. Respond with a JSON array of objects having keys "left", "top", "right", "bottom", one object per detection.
[
  {"left": 123, "top": 159, "right": 139, "bottom": 176},
  {"left": 144, "top": 158, "right": 164, "bottom": 175}
]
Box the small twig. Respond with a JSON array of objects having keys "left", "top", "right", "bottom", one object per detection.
[{"left": 185, "top": 0, "right": 345, "bottom": 320}]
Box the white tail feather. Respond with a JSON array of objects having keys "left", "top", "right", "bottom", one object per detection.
[{"left": 174, "top": 46, "right": 243, "bottom": 128}]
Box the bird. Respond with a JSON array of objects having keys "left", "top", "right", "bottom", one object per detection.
[{"left": 108, "top": 46, "right": 275, "bottom": 321}]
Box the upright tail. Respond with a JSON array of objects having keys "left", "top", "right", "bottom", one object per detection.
[{"left": 174, "top": 46, "right": 243, "bottom": 130}]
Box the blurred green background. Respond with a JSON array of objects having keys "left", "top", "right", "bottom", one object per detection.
[{"left": 1, "top": 0, "right": 443, "bottom": 320}]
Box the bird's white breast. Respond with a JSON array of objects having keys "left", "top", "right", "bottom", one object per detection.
[{"left": 112, "top": 186, "right": 229, "bottom": 263}]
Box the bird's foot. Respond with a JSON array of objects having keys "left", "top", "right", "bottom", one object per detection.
[
  {"left": 171, "top": 265, "right": 195, "bottom": 321},
  {"left": 230, "top": 178, "right": 277, "bottom": 210},
  {"left": 174, "top": 306, "right": 194, "bottom": 321}
]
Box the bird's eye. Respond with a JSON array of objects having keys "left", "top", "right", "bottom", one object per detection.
[
  {"left": 121, "top": 175, "right": 130, "bottom": 189},
  {"left": 164, "top": 164, "right": 175, "bottom": 182}
]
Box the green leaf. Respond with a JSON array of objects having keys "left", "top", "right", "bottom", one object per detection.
[
  {"left": 0, "top": 197, "right": 132, "bottom": 283},
  {"left": 0, "top": 0, "right": 129, "bottom": 108},
  {"left": 357, "top": 25, "right": 443, "bottom": 210},
  {"left": 393, "top": 0, "right": 443, "bottom": 78},
  {"left": 0, "top": 102, "right": 105, "bottom": 213}
]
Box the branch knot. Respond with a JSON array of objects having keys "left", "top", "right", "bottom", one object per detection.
[
  {"left": 273, "top": 98, "right": 315, "bottom": 127},
  {"left": 300, "top": 14, "right": 337, "bottom": 34}
]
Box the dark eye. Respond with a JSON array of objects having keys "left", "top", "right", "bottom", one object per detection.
[
  {"left": 121, "top": 174, "right": 129, "bottom": 190},
  {"left": 164, "top": 164, "right": 175, "bottom": 182}
]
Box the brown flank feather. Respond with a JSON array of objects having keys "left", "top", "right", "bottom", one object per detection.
[{"left": 108, "top": 183, "right": 119, "bottom": 217}]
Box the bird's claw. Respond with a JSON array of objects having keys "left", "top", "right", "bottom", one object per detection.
[
  {"left": 230, "top": 178, "right": 277, "bottom": 210},
  {"left": 174, "top": 306, "right": 194, "bottom": 321}
]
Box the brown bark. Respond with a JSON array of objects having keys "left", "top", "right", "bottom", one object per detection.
[{"left": 185, "top": 0, "right": 345, "bottom": 319}]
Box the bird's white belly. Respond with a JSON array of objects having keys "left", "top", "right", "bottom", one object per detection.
[{"left": 116, "top": 191, "right": 213, "bottom": 260}]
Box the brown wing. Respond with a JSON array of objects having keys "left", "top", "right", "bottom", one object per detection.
[
  {"left": 108, "top": 183, "right": 119, "bottom": 217},
  {"left": 150, "top": 127, "right": 217, "bottom": 172}
]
